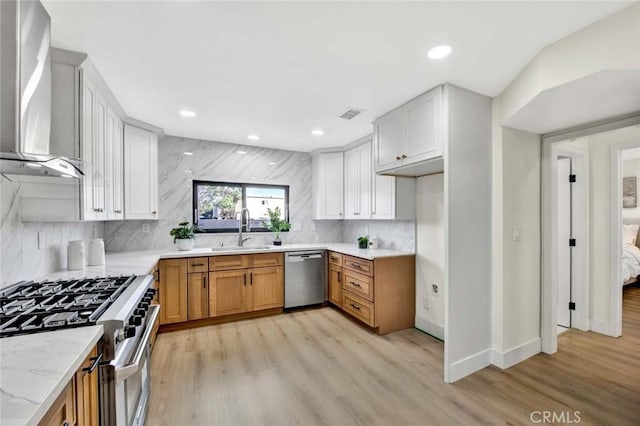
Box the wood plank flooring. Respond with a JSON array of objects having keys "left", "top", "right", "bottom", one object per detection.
[{"left": 147, "top": 285, "right": 640, "bottom": 425}]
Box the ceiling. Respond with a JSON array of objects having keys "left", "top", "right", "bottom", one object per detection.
[{"left": 43, "top": 1, "right": 632, "bottom": 152}]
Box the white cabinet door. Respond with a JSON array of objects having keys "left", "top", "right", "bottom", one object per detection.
[
  {"left": 313, "top": 152, "right": 344, "bottom": 219},
  {"left": 345, "top": 142, "right": 372, "bottom": 220},
  {"left": 81, "top": 74, "right": 101, "bottom": 221},
  {"left": 124, "top": 125, "right": 158, "bottom": 220},
  {"left": 406, "top": 86, "right": 442, "bottom": 160},
  {"left": 105, "top": 108, "right": 124, "bottom": 220},
  {"left": 93, "top": 93, "right": 107, "bottom": 219},
  {"left": 374, "top": 109, "right": 406, "bottom": 171},
  {"left": 372, "top": 173, "right": 395, "bottom": 219}
]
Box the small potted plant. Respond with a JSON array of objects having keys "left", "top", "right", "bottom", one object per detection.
[
  {"left": 170, "top": 221, "right": 199, "bottom": 251},
  {"left": 263, "top": 207, "right": 290, "bottom": 246},
  {"left": 357, "top": 235, "right": 369, "bottom": 249}
]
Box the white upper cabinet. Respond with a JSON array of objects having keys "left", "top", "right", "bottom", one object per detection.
[
  {"left": 312, "top": 152, "right": 344, "bottom": 219},
  {"left": 374, "top": 85, "right": 443, "bottom": 176},
  {"left": 105, "top": 108, "right": 124, "bottom": 220},
  {"left": 124, "top": 125, "right": 158, "bottom": 220},
  {"left": 344, "top": 142, "right": 372, "bottom": 219},
  {"left": 371, "top": 174, "right": 416, "bottom": 220}
]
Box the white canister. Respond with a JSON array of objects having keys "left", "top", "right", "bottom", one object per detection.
[
  {"left": 368, "top": 239, "right": 379, "bottom": 249},
  {"left": 88, "top": 239, "right": 106, "bottom": 266},
  {"left": 67, "top": 240, "right": 86, "bottom": 270}
]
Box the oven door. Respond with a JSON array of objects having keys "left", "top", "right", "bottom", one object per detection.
[{"left": 113, "top": 304, "right": 159, "bottom": 426}]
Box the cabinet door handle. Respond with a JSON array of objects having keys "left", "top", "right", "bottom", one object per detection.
[
  {"left": 353, "top": 212, "right": 360, "bottom": 215},
  {"left": 83, "top": 352, "right": 103, "bottom": 374},
  {"left": 395, "top": 155, "right": 401, "bottom": 160},
  {"left": 350, "top": 303, "right": 361, "bottom": 310},
  {"left": 250, "top": 272, "right": 253, "bottom": 285},
  {"left": 337, "top": 272, "right": 341, "bottom": 283},
  {"left": 191, "top": 263, "right": 205, "bottom": 267},
  {"left": 152, "top": 211, "right": 157, "bottom": 214},
  {"left": 350, "top": 263, "right": 362, "bottom": 269},
  {"left": 244, "top": 273, "right": 247, "bottom": 286},
  {"left": 349, "top": 281, "right": 361, "bottom": 287},
  {"left": 203, "top": 275, "right": 207, "bottom": 289},
  {"left": 330, "top": 256, "right": 338, "bottom": 262},
  {"left": 401, "top": 154, "right": 407, "bottom": 159}
]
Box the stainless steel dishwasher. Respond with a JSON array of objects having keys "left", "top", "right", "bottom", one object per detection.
[{"left": 284, "top": 251, "right": 326, "bottom": 308}]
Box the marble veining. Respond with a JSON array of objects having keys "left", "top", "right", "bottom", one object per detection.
[
  {"left": 0, "top": 175, "right": 104, "bottom": 288},
  {"left": 0, "top": 325, "right": 103, "bottom": 426}
]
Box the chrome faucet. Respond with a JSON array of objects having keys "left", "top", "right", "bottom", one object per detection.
[{"left": 238, "top": 208, "right": 252, "bottom": 247}]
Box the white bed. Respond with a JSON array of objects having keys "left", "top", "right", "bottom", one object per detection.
[{"left": 622, "top": 224, "right": 640, "bottom": 285}]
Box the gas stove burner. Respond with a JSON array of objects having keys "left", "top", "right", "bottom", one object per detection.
[
  {"left": 43, "top": 311, "right": 79, "bottom": 328},
  {"left": 2, "top": 299, "right": 36, "bottom": 314},
  {"left": 74, "top": 294, "right": 98, "bottom": 306}
]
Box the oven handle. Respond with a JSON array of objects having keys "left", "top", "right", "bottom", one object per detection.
[{"left": 114, "top": 304, "right": 160, "bottom": 382}]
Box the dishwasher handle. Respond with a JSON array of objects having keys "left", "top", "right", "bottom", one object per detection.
[{"left": 286, "top": 252, "right": 324, "bottom": 262}]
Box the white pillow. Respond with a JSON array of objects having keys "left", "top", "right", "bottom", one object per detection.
[{"left": 623, "top": 224, "right": 639, "bottom": 246}]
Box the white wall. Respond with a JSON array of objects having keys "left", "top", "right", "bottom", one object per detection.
[
  {"left": 622, "top": 158, "right": 640, "bottom": 223},
  {"left": 491, "top": 3, "right": 640, "bottom": 362},
  {"left": 415, "top": 173, "right": 444, "bottom": 339},
  {"left": 0, "top": 175, "right": 104, "bottom": 287}
]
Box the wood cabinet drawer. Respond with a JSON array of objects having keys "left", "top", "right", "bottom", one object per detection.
[
  {"left": 342, "top": 291, "right": 375, "bottom": 327},
  {"left": 251, "top": 253, "right": 283, "bottom": 268},
  {"left": 209, "top": 255, "right": 249, "bottom": 271},
  {"left": 187, "top": 257, "right": 209, "bottom": 273},
  {"left": 342, "top": 255, "right": 373, "bottom": 276},
  {"left": 39, "top": 379, "right": 76, "bottom": 426},
  {"left": 342, "top": 270, "right": 374, "bottom": 302},
  {"left": 328, "top": 251, "right": 343, "bottom": 265}
]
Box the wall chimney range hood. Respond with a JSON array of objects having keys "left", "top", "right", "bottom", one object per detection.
[{"left": 0, "top": 0, "right": 82, "bottom": 178}]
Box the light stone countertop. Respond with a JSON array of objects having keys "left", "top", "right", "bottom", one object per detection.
[
  {"left": 37, "top": 243, "right": 414, "bottom": 282},
  {"left": 0, "top": 326, "right": 104, "bottom": 426}
]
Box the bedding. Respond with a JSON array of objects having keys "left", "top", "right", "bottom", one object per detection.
[{"left": 622, "top": 243, "right": 640, "bottom": 284}]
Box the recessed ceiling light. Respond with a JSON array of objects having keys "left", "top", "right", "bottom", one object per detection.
[
  {"left": 237, "top": 150, "right": 247, "bottom": 155},
  {"left": 184, "top": 169, "right": 193, "bottom": 174},
  {"left": 427, "top": 45, "right": 452, "bottom": 60},
  {"left": 248, "top": 134, "right": 260, "bottom": 141},
  {"left": 179, "top": 110, "right": 196, "bottom": 117},
  {"left": 268, "top": 162, "right": 277, "bottom": 166},
  {"left": 183, "top": 151, "right": 193, "bottom": 156},
  {"left": 311, "top": 129, "right": 324, "bottom": 136}
]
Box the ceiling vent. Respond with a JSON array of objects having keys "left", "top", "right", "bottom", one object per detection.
[{"left": 339, "top": 108, "right": 365, "bottom": 120}]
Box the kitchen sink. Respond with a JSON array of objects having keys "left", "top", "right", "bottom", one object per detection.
[{"left": 211, "top": 245, "right": 272, "bottom": 252}]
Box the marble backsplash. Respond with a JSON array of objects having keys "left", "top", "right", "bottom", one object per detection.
[
  {"left": 104, "top": 136, "right": 346, "bottom": 251},
  {"left": 0, "top": 175, "right": 104, "bottom": 287},
  {"left": 342, "top": 220, "right": 415, "bottom": 252}
]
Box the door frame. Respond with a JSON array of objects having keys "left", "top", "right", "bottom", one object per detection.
[
  {"left": 610, "top": 137, "right": 640, "bottom": 337},
  {"left": 541, "top": 142, "right": 589, "bottom": 353},
  {"left": 542, "top": 114, "right": 640, "bottom": 352}
]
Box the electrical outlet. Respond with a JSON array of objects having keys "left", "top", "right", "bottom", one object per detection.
[
  {"left": 423, "top": 296, "right": 429, "bottom": 310},
  {"left": 142, "top": 224, "right": 150, "bottom": 233},
  {"left": 432, "top": 284, "right": 439, "bottom": 295},
  {"left": 513, "top": 226, "right": 521, "bottom": 241}
]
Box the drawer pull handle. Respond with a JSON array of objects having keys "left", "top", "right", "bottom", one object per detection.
[
  {"left": 337, "top": 272, "right": 341, "bottom": 283},
  {"left": 191, "top": 263, "right": 205, "bottom": 267},
  {"left": 395, "top": 155, "right": 401, "bottom": 161},
  {"left": 330, "top": 257, "right": 339, "bottom": 262},
  {"left": 349, "top": 281, "right": 361, "bottom": 287},
  {"left": 350, "top": 303, "right": 361, "bottom": 310},
  {"left": 350, "top": 263, "right": 362, "bottom": 269},
  {"left": 401, "top": 154, "right": 407, "bottom": 159},
  {"left": 83, "top": 352, "right": 103, "bottom": 374}
]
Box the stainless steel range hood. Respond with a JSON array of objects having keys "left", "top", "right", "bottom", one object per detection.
[{"left": 0, "top": 0, "right": 82, "bottom": 178}]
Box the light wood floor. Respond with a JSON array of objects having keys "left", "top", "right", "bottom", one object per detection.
[{"left": 147, "top": 286, "right": 640, "bottom": 425}]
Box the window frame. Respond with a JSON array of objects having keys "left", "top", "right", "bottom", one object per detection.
[{"left": 192, "top": 180, "right": 290, "bottom": 234}]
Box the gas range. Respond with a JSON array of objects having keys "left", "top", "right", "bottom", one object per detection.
[
  {"left": 0, "top": 276, "right": 136, "bottom": 337},
  {"left": 0, "top": 274, "right": 158, "bottom": 426}
]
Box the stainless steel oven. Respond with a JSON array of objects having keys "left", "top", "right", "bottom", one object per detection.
[{"left": 111, "top": 304, "right": 159, "bottom": 426}]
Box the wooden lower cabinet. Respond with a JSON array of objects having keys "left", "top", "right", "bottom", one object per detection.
[
  {"left": 250, "top": 267, "right": 283, "bottom": 311},
  {"left": 332, "top": 254, "right": 415, "bottom": 335},
  {"left": 39, "top": 345, "right": 99, "bottom": 426},
  {"left": 209, "top": 270, "right": 247, "bottom": 317},
  {"left": 328, "top": 263, "right": 343, "bottom": 307},
  {"left": 159, "top": 258, "right": 188, "bottom": 324},
  {"left": 187, "top": 272, "right": 209, "bottom": 320}
]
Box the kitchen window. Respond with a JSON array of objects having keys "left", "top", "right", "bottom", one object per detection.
[{"left": 192, "top": 180, "right": 289, "bottom": 233}]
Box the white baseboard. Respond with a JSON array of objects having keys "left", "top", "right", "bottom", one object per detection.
[
  {"left": 491, "top": 337, "right": 541, "bottom": 369},
  {"left": 589, "top": 319, "right": 613, "bottom": 336},
  {"left": 415, "top": 316, "right": 444, "bottom": 340},
  {"left": 446, "top": 349, "right": 491, "bottom": 383}
]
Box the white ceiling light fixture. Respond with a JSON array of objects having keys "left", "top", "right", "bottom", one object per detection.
[
  {"left": 183, "top": 151, "right": 193, "bottom": 156},
  {"left": 311, "top": 129, "right": 324, "bottom": 136},
  {"left": 248, "top": 134, "right": 260, "bottom": 141},
  {"left": 237, "top": 150, "right": 247, "bottom": 155},
  {"left": 427, "top": 44, "right": 452, "bottom": 60},
  {"left": 179, "top": 109, "right": 196, "bottom": 117}
]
